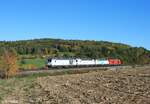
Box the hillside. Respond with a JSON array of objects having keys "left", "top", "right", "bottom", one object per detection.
[
  {"left": 1, "top": 66, "right": 150, "bottom": 104},
  {"left": 0, "top": 38, "right": 150, "bottom": 64}
]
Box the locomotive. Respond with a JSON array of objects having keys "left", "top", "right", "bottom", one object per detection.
[{"left": 47, "top": 58, "right": 122, "bottom": 68}]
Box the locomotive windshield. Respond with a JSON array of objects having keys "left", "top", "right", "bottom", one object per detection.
[{"left": 48, "top": 59, "right": 52, "bottom": 62}]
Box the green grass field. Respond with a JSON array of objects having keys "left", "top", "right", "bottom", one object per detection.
[{"left": 19, "top": 58, "right": 46, "bottom": 69}]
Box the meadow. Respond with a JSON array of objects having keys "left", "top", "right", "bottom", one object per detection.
[{"left": 18, "top": 58, "right": 46, "bottom": 70}]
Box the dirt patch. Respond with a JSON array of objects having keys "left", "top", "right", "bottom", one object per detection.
[{"left": 2, "top": 68, "right": 150, "bottom": 104}]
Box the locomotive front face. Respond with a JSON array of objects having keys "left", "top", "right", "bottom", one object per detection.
[{"left": 47, "top": 58, "right": 52, "bottom": 66}]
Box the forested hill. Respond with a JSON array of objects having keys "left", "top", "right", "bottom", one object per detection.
[{"left": 0, "top": 38, "right": 150, "bottom": 65}]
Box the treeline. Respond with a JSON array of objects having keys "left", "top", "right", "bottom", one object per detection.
[{"left": 0, "top": 38, "right": 150, "bottom": 65}]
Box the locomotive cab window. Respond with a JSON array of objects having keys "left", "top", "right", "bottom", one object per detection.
[{"left": 48, "top": 59, "right": 52, "bottom": 62}]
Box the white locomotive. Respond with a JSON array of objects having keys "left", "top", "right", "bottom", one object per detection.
[{"left": 47, "top": 58, "right": 110, "bottom": 67}]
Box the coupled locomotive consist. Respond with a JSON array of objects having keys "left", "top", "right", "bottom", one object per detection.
[{"left": 47, "top": 58, "right": 122, "bottom": 68}]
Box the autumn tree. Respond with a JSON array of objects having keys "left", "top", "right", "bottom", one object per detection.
[{"left": 0, "top": 48, "right": 18, "bottom": 78}]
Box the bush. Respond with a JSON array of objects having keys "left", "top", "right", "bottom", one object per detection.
[
  {"left": 27, "top": 64, "right": 37, "bottom": 70},
  {"left": 20, "top": 59, "right": 26, "bottom": 64}
]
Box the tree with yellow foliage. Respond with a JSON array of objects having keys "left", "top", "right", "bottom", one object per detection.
[{"left": 0, "top": 48, "right": 18, "bottom": 78}]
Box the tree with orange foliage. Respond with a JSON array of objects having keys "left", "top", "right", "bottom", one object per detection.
[{"left": 0, "top": 48, "right": 18, "bottom": 78}]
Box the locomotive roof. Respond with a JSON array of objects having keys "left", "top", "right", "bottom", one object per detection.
[{"left": 47, "top": 57, "right": 96, "bottom": 60}]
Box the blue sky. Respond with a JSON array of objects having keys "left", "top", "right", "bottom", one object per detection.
[{"left": 0, "top": 0, "right": 149, "bottom": 50}]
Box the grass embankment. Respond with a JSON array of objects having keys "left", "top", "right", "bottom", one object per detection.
[
  {"left": 0, "top": 77, "right": 35, "bottom": 103},
  {"left": 18, "top": 58, "right": 46, "bottom": 70}
]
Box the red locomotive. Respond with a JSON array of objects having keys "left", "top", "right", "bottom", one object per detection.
[{"left": 108, "top": 59, "right": 122, "bottom": 65}]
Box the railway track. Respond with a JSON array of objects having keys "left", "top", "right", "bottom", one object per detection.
[{"left": 17, "top": 65, "right": 134, "bottom": 77}]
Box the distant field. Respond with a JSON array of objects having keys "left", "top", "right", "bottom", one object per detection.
[{"left": 18, "top": 58, "right": 46, "bottom": 69}]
